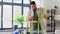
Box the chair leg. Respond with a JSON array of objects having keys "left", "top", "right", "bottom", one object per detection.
[{"left": 38, "top": 23, "right": 39, "bottom": 34}]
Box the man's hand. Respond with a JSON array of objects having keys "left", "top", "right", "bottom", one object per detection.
[
  {"left": 44, "top": 15, "right": 48, "bottom": 20},
  {"left": 26, "top": 16, "right": 33, "bottom": 21}
]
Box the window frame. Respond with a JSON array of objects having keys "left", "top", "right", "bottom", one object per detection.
[{"left": 0, "top": 5, "right": 1, "bottom": 28}]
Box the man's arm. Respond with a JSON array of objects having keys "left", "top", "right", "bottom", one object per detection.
[
  {"left": 44, "top": 15, "right": 48, "bottom": 20},
  {"left": 26, "top": 10, "right": 34, "bottom": 21},
  {"left": 26, "top": 16, "right": 33, "bottom": 21},
  {"left": 43, "top": 8, "right": 48, "bottom": 20}
]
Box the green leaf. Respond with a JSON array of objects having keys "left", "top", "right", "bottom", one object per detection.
[{"left": 13, "top": 13, "right": 24, "bottom": 24}]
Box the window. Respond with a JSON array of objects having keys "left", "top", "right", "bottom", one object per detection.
[
  {"left": 13, "top": 0, "right": 22, "bottom": 3},
  {"left": 23, "top": 0, "right": 30, "bottom": 4},
  {"left": 3, "top": 5, "right": 12, "bottom": 28},
  {"left": 23, "top": 7, "right": 30, "bottom": 27},
  {"left": 31, "top": 0, "right": 35, "bottom": 1},
  {"left": 0, "top": 0, "right": 31, "bottom": 29},
  {"left": 3, "top": 0, "right": 12, "bottom": 2},
  {"left": 23, "top": 7, "right": 29, "bottom": 19},
  {"left": 0, "top": 5, "right": 1, "bottom": 28},
  {"left": 13, "top": 6, "right": 22, "bottom": 28},
  {"left": 0, "top": 0, "right": 1, "bottom": 1}
]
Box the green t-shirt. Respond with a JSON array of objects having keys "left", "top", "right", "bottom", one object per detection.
[
  {"left": 33, "top": 9, "right": 41, "bottom": 30},
  {"left": 33, "top": 9, "right": 38, "bottom": 21}
]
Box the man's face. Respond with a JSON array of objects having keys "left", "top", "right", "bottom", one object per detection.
[{"left": 30, "top": 4, "right": 36, "bottom": 10}]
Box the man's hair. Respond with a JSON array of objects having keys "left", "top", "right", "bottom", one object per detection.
[{"left": 30, "top": 1, "right": 36, "bottom": 5}]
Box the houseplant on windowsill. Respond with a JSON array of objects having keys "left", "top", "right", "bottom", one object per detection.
[{"left": 13, "top": 13, "right": 24, "bottom": 28}]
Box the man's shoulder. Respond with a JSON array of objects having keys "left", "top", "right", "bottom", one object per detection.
[{"left": 37, "top": 7, "right": 46, "bottom": 10}]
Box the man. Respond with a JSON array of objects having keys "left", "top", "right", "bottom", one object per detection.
[{"left": 26, "top": 1, "right": 47, "bottom": 34}]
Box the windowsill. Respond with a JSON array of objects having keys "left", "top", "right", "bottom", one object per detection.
[
  {"left": 0, "top": 27, "right": 29, "bottom": 32},
  {"left": 0, "top": 29, "right": 14, "bottom": 32}
]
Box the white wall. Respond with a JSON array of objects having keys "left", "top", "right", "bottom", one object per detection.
[
  {"left": 31, "top": 0, "right": 44, "bottom": 8},
  {"left": 44, "top": 0, "right": 60, "bottom": 9}
]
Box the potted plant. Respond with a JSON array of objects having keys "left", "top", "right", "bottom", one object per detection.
[{"left": 13, "top": 13, "right": 24, "bottom": 28}]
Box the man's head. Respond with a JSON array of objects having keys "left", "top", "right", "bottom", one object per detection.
[{"left": 30, "top": 1, "right": 36, "bottom": 10}]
